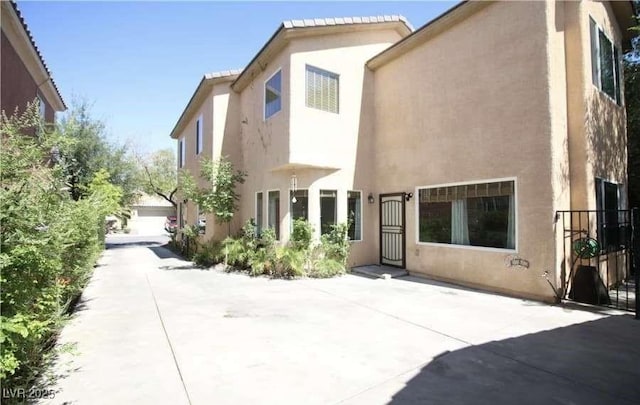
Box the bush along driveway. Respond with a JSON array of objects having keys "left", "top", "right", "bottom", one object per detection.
[{"left": 37, "top": 233, "right": 640, "bottom": 405}]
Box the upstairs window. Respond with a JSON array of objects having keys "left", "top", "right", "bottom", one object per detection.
[
  {"left": 306, "top": 65, "right": 339, "bottom": 113},
  {"left": 265, "top": 70, "right": 282, "bottom": 119},
  {"left": 196, "top": 115, "right": 203, "bottom": 155},
  {"left": 590, "top": 18, "right": 622, "bottom": 104},
  {"left": 178, "top": 138, "right": 185, "bottom": 168}
]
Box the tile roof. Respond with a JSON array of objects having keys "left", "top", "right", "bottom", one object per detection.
[
  {"left": 204, "top": 69, "right": 244, "bottom": 80},
  {"left": 8, "top": 1, "right": 66, "bottom": 109},
  {"left": 283, "top": 15, "right": 414, "bottom": 31}
]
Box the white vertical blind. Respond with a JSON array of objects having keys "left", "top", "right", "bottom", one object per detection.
[{"left": 306, "top": 65, "right": 339, "bottom": 113}]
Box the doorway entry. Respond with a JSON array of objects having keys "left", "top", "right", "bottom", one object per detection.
[{"left": 380, "top": 193, "right": 406, "bottom": 268}]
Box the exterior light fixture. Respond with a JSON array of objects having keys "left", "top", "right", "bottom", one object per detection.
[
  {"left": 368, "top": 193, "right": 375, "bottom": 204},
  {"left": 405, "top": 192, "right": 414, "bottom": 202},
  {"left": 291, "top": 173, "right": 298, "bottom": 203}
]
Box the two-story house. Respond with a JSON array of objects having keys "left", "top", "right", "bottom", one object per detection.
[
  {"left": 1, "top": 0, "right": 65, "bottom": 125},
  {"left": 170, "top": 1, "right": 635, "bottom": 303}
]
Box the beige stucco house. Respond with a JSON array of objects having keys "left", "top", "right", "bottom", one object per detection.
[{"left": 170, "top": 1, "right": 635, "bottom": 303}]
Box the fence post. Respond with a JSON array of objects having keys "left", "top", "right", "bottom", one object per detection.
[{"left": 633, "top": 208, "right": 639, "bottom": 320}]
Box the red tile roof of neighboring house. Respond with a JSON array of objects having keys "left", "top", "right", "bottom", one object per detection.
[{"left": 8, "top": 0, "right": 66, "bottom": 109}]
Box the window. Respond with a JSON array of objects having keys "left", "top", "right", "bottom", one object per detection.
[
  {"left": 590, "top": 18, "right": 622, "bottom": 104},
  {"left": 595, "top": 178, "right": 621, "bottom": 251},
  {"left": 256, "top": 192, "right": 263, "bottom": 236},
  {"left": 268, "top": 190, "right": 280, "bottom": 240},
  {"left": 264, "top": 70, "right": 282, "bottom": 119},
  {"left": 178, "top": 138, "right": 185, "bottom": 168},
  {"left": 179, "top": 203, "right": 185, "bottom": 229},
  {"left": 196, "top": 115, "right": 203, "bottom": 155},
  {"left": 320, "top": 190, "right": 337, "bottom": 235},
  {"left": 306, "top": 65, "right": 339, "bottom": 113},
  {"left": 37, "top": 94, "right": 46, "bottom": 119},
  {"left": 197, "top": 206, "right": 206, "bottom": 235},
  {"left": 347, "top": 191, "right": 362, "bottom": 241},
  {"left": 290, "top": 190, "right": 308, "bottom": 223},
  {"left": 418, "top": 180, "right": 516, "bottom": 250}
]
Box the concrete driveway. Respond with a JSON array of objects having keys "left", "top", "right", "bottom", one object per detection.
[{"left": 43, "top": 235, "right": 640, "bottom": 405}]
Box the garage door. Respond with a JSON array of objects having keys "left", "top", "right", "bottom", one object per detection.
[{"left": 129, "top": 206, "right": 175, "bottom": 236}]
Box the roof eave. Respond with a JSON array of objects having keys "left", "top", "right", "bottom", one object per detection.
[
  {"left": 169, "top": 74, "right": 238, "bottom": 140},
  {"left": 231, "top": 19, "right": 413, "bottom": 92}
]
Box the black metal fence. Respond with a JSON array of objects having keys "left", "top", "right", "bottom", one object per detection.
[{"left": 556, "top": 209, "right": 638, "bottom": 317}]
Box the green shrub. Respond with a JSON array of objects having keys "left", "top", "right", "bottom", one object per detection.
[
  {"left": 308, "top": 258, "right": 346, "bottom": 278},
  {"left": 193, "top": 239, "right": 223, "bottom": 267},
  {"left": 0, "top": 104, "right": 108, "bottom": 393},
  {"left": 248, "top": 228, "right": 277, "bottom": 276},
  {"left": 273, "top": 246, "right": 306, "bottom": 278},
  {"left": 320, "top": 222, "right": 350, "bottom": 266},
  {"left": 290, "top": 218, "right": 313, "bottom": 251}
]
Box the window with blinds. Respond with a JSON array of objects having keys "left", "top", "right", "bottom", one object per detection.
[{"left": 306, "top": 65, "right": 339, "bottom": 113}]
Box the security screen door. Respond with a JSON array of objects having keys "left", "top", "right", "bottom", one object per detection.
[{"left": 380, "top": 193, "right": 406, "bottom": 268}]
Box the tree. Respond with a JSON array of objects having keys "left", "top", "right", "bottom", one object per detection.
[
  {"left": 625, "top": 5, "right": 640, "bottom": 207},
  {"left": 57, "top": 100, "right": 140, "bottom": 207},
  {"left": 87, "top": 169, "right": 124, "bottom": 216},
  {"left": 179, "top": 156, "right": 246, "bottom": 233},
  {"left": 139, "top": 148, "right": 178, "bottom": 207}
]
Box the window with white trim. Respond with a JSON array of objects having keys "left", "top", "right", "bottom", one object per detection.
[
  {"left": 256, "top": 192, "right": 263, "bottom": 236},
  {"left": 179, "top": 203, "right": 185, "bottom": 229},
  {"left": 320, "top": 190, "right": 337, "bottom": 235},
  {"left": 196, "top": 115, "right": 203, "bottom": 155},
  {"left": 418, "top": 180, "right": 516, "bottom": 249},
  {"left": 290, "top": 190, "right": 308, "bottom": 223},
  {"left": 37, "top": 94, "right": 46, "bottom": 119},
  {"left": 347, "top": 191, "right": 362, "bottom": 241},
  {"left": 590, "top": 17, "right": 622, "bottom": 104},
  {"left": 178, "top": 138, "right": 185, "bottom": 168},
  {"left": 268, "top": 190, "right": 280, "bottom": 240},
  {"left": 265, "top": 70, "right": 282, "bottom": 119},
  {"left": 306, "top": 65, "right": 339, "bottom": 113}
]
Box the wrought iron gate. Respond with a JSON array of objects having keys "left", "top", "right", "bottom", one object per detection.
[
  {"left": 380, "top": 193, "right": 406, "bottom": 268},
  {"left": 557, "top": 209, "right": 638, "bottom": 316}
]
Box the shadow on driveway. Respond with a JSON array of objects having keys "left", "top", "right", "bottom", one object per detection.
[{"left": 390, "top": 314, "right": 640, "bottom": 404}]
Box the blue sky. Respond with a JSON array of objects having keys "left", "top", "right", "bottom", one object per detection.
[{"left": 20, "top": 1, "right": 456, "bottom": 152}]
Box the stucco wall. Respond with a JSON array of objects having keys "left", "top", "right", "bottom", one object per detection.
[
  {"left": 238, "top": 28, "right": 401, "bottom": 266},
  {"left": 373, "top": 1, "right": 558, "bottom": 301},
  {"left": 176, "top": 83, "right": 243, "bottom": 241}
]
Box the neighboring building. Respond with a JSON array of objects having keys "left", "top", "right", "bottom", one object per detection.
[
  {"left": 128, "top": 194, "right": 176, "bottom": 236},
  {"left": 1, "top": 0, "right": 65, "bottom": 123},
  {"left": 170, "top": 1, "right": 635, "bottom": 303}
]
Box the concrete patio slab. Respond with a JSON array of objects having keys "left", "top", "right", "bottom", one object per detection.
[{"left": 40, "top": 235, "right": 640, "bottom": 405}]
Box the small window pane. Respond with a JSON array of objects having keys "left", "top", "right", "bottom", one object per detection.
[
  {"left": 590, "top": 18, "right": 599, "bottom": 87},
  {"left": 290, "top": 190, "right": 308, "bottom": 222},
  {"left": 256, "top": 192, "right": 263, "bottom": 236},
  {"left": 268, "top": 191, "right": 280, "bottom": 240},
  {"left": 347, "top": 191, "right": 362, "bottom": 241},
  {"left": 265, "top": 71, "right": 282, "bottom": 119},
  {"left": 320, "top": 190, "right": 337, "bottom": 235},
  {"left": 599, "top": 30, "right": 615, "bottom": 99}
]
